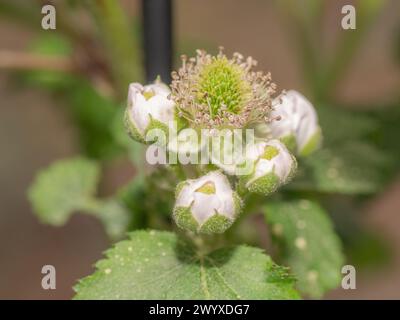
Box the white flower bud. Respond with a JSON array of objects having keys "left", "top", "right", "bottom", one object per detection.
[
  {"left": 173, "top": 171, "right": 242, "bottom": 234},
  {"left": 125, "top": 81, "right": 175, "bottom": 143},
  {"left": 240, "top": 139, "right": 297, "bottom": 195},
  {"left": 270, "top": 90, "right": 321, "bottom": 156}
]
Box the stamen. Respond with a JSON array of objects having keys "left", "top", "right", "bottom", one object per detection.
[{"left": 170, "top": 48, "right": 280, "bottom": 129}]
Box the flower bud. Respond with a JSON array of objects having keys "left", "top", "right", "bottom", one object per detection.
[
  {"left": 125, "top": 81, "right": 175, "bottom": 143},
  {"left": 270, "top": 90, "right": 321, "bottom": 156},
  {"left": 173, "top": 171, "right": 242, "bottom": 234},
  {"left": 239, "top": 139, "right": 297, "bottom": 195}
]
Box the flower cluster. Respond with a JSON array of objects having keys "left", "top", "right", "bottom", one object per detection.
[{"left": 125, "top": 48, "right": 321, "bottom": 234}]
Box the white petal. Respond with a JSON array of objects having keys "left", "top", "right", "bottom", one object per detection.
[
  {"left": 145, "top": 82, "right": 171, "bottom": 96},
  {"left": 191, "top": 193, "right": 220, "bottom": 224},
  {"left": 147, "top": 94, "right": 175, "bottom": 126},
  {"left": 175, "top": 182, "right": 194, "bottom": 208},
  {"left": 270, "top": 95, "right": 295, "bottom": 138},
  {"left": 128, "top": 85, "right": 151, "bottom": 134},
  {"left": 246, "top": 139, "right": 294, "bottom": 185},
  {"left": 128, "top": 83, "right": 144, "bottom": 102},
  {"left": 270, "top": 139, "right": 294, "bottom": 181},
  {"left": 269, "top": 90, "right": 319, "bottom": 153},
  {"left": 252, "top": 159, "right": 274, "bottom": 181}
]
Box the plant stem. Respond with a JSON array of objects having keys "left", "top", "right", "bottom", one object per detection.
[
  {"left": 86, "top": 0, "right": 143, "bottom": 99},
  {"left": 0, "top": 50, "right": 76, "bottom": 73},
  {"left": 187, "top": 232, "right": 226, "bottom": 256},
  {"left": 277, "top": 0, "right": 325, "bottom": 100},
  {"left": 316, "top": 0, "right": 386, "bottom": 102}
]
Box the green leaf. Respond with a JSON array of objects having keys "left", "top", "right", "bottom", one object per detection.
[
  {"left": 290, "top": 104, "right": 397, "bottom": 194},
  {"left": 264, "top": 199, "right": 344, "bottom": 298},
  {"left": 318, "top": 106, "right": 378, "bottom": 145},
  {"left": 94, "top": 200, "right": 131, "bottom": 240},
  {"left": 74, "top": 230, "right": 300, "bottom": 300},
  {"left": 29, "top": 157, "right": 131, "bottom": 239},
  {"left": 344, "top": 229, "right": 392, "bottom": 271},
  {"left": 29, "top": 157, "right": 100, "bottom": 226},
  {"left": 21, "top": 34, "right": 125, "bottom": 160},
  {"left": 116, "top": 180, "right": 147, "bottom": 230},
  {"left": 291, "top": 141, "right": 391, "bottom": 194},
  {"left": 22, "top": 33, "right": 75, "bottom": 89},
  {"left": 368, "top": 104, "right": 400, "bottom": 169},
  {"left": 67, "top": 81, "right": 123, "bottom": 160}
]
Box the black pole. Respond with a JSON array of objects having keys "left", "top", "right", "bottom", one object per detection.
[{"left": 142, "top": 0, "right": 173, "bottom": 84}]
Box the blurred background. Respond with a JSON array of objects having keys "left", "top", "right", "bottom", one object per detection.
[{"left": 0, "top": 0, "right": 399, "bottom": 299}]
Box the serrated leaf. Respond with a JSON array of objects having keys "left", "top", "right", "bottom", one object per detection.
[
  {"left": 291, "top": 141, "right": 391, "bottom": 194},
  {"left": 264, "top": 199, "right": 344, "bottom": 298},
  {"left": 29, "top": 157, "right": 100, "bottom": 225},
  {"left": 74, "top": 230, "right": 300, "bottom": 300}
]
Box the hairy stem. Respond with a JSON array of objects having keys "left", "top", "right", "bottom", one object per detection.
[{"left": 86, "top": 0, "right": 143, "bottom": 98}]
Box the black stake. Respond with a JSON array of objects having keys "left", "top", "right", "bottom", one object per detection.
[{"left": 142, "top": 0, "right": 173, "bottom": 84}]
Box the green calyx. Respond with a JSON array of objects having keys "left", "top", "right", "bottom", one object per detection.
[
  {"left": 299, "top": 127, "right": 322, "bottom": 157},
  {"left": 144, "top": 115, "right": 170, "bottom": 145},
  {"left": 175, "top": 181, "right": 188, "bottom": 199},
  {"left": 173, "top": 206, "right": 199, "bottom": 233},
  {"left": 196, "top": 57, "right": 251, "bottom": 117},
  {"left": 280, "top": 135, "right": 297, "bottom": 154},
  {"left": 246, "top": 172, "right": 281, "bottom": 196},
  {"left": 173, "top": 206, "right": 234, "bottom": 235},
  {"left": 199, "top": 214, "right": 233, "bottom": 234},
  {"left": 124, "top": 107, "right": 146, "bottom": 144}
]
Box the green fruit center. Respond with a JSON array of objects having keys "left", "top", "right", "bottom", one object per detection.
[{"left": 196, "top": 57, "right": 251, "bottom": 117}]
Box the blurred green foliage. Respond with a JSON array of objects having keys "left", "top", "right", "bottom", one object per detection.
[
  {"left": 265, "top": 199, "right": 344, "bottom": 298},
  {"left": 1, "top": 0, "right": 398, "bottom": 299},
  {"left": 23, "top": 34, "right": 75, "bottom": 89}
]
